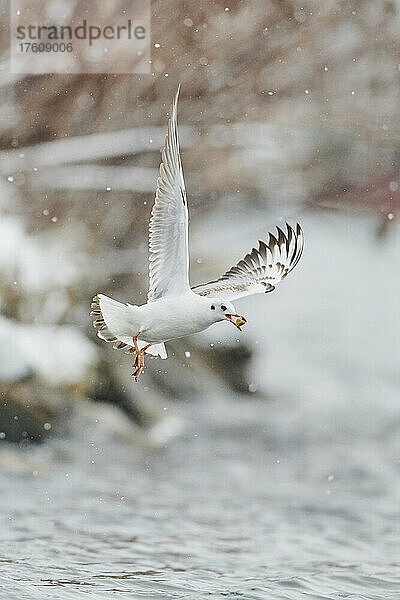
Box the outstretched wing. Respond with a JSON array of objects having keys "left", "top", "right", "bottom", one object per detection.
[
  {"left": 147, "top": 86, "right": 190, "bottom": 302},
  {"left": 192, "top": 223, "right": 304, "bottom": 301}
]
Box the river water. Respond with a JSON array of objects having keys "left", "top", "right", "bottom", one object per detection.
[
  {"left": 1, "top": 212, "right": 399, "bottom": 599},
  {"left": 0, "top": 391, "right": 399, "bottom": 600}
]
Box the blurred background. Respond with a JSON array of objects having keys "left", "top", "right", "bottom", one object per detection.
[{"left": 0, "top": 0, "right": 399, "bottom": 598}]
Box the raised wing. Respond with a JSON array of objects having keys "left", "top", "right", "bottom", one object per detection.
[
  {"left": 147, "top": 87, "right": 190, "bottom": 302},
  {"left": 192, "top": 223, "right": 304, "bottom": 301}
]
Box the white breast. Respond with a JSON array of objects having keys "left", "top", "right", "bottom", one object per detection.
[{"left": 138, "top": 293, "right": 210, "bottom": 343}]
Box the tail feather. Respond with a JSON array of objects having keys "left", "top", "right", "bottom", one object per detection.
[{"left": 90, "top": 294, "right": 167, "bottom": 359}]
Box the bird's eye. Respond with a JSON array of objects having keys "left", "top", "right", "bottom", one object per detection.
[
  {"left": 221, "top": 305, "right": 227, "bottom": 311},
  {"left": 210, "top": 304, "right": 215, "bottom": 310}
]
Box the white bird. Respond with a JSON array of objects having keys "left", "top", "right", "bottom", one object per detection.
[{"left": 91, "top": 88, "right": 304, "bottom": 381}]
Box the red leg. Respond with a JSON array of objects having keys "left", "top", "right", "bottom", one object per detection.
[
  {"left": 132, "top": 341, "right": 151, "bottom": 381},
  {"left": 132, "top": 332, "right": 141, "bottom": 375},
  {"left": 132, "top": 332, "right": 141, "bottom": 353},
  {"left": 133, "top": 344, "right": 151, "bottom": 381}
]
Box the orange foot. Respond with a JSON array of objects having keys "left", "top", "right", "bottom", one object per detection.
[{"left": 131, "top": 333, "right": 151, "bottom": 381}]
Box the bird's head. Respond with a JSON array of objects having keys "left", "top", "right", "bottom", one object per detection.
[{"left": 207, "top": 298, "right": 247, "bottom": 331}]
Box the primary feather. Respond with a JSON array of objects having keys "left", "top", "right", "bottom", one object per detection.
[
  {"left": 192, "top": 223, "right": 304, "bottom": 301},
  {"left": 147, "top": 85, "right": 190, "bottom": 302}
]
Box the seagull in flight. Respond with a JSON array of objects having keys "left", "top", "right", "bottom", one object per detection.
[{"left": 91, "top": 88, "right": 304, "bottom": 381}]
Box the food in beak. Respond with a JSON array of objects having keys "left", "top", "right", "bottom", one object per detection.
[{"left": 225, "top": 313, "right": 247, "bottom": 330}]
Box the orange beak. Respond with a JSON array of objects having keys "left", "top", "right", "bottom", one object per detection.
[{"left": 225, "top": 313, "right": 247, "bottom": 331}]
